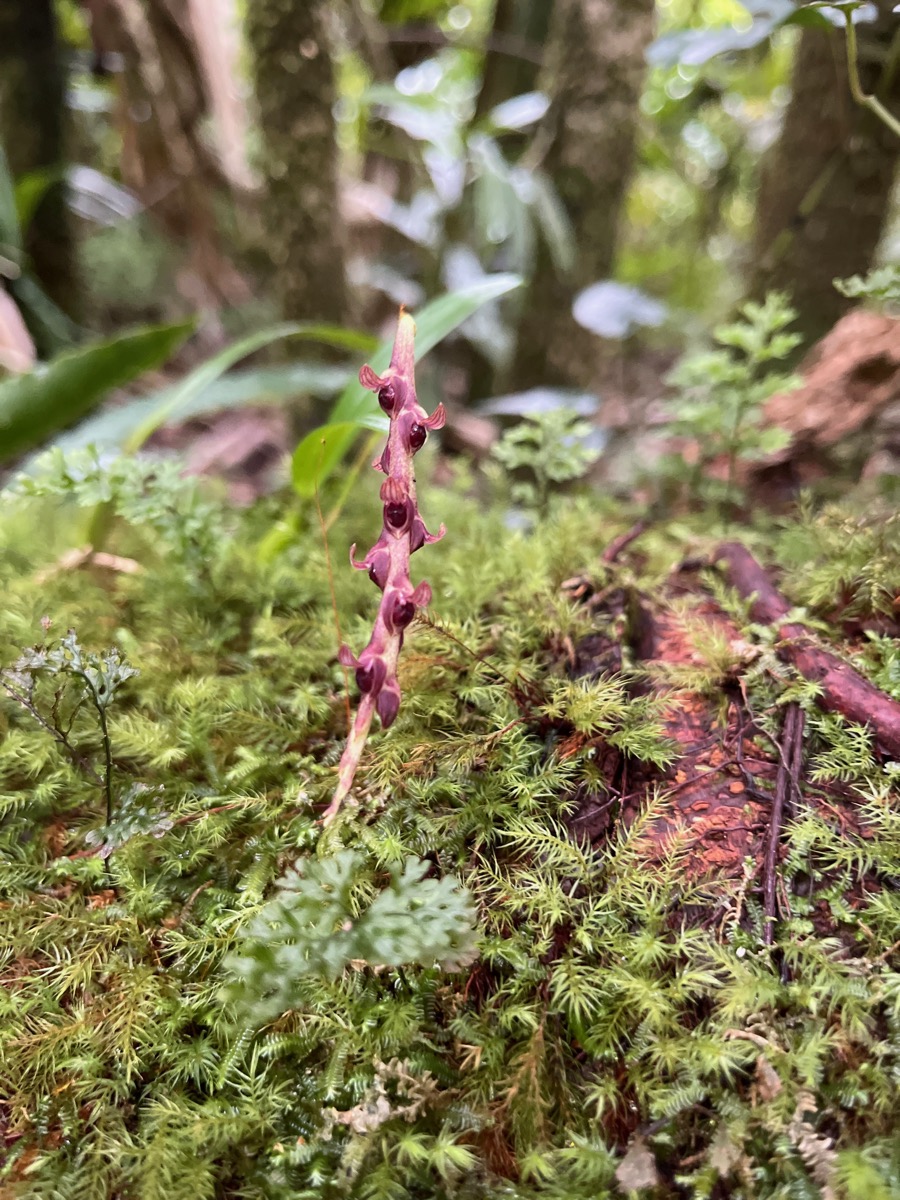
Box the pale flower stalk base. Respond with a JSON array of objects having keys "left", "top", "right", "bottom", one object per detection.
[{"left": 322, "top": 312, "right": 445, "bottom": 824}]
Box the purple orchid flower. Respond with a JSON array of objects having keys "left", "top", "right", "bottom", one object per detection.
[{"left": 322, "top": 312, "right": 445, "bottom": 823}]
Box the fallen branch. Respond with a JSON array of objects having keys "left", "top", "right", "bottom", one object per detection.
[
  {"left": 715, "top": 542, "right": 900, "bottom": 758},
  {"left": 601, "top": 519, "right": 649, "bottom": 565}
]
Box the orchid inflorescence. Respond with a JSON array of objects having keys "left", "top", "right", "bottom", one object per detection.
[{"left": 322, "top": 312, "right": 445, "bottom": 823}]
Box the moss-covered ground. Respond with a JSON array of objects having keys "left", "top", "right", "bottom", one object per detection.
[{"left": 1, "top": 455, "right": 898, "bottom": 1199}]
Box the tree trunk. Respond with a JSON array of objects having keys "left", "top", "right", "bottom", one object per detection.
[
  {"left": 749, "top": 3, "right": 900, "bottom": 346},
  {"left": 0, "top": 0, "right": 76, "bottom": 324},
  {"left": 473, "top": 0, "right": 551, "bottom": 121},
  {"left": 246, "top": 0, "right": 348, "bottom": 325},
  {"left": 509, "top": 0, "right": 654, "bottom": 392}
]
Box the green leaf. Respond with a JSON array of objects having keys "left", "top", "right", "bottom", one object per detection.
[
  {"left": 290, "top": 421, "right": 370, "bottom": 497},
  {"left": 0, "top": 320, "right": 194, "bottom": 464},
  {"left": 291, "top": 274, "right": 521, "bottom": 496},
  {"left": 791, "top": 1, "right": 877, "bottom": 27},
  {"left": 646, "top": 2, "right": 795, "bottom": 67},
  {"left": 9, "top": 272, "right": 81, "bottom": 353},
  {"left": 15, "top": 167, "right": 62, "bottom": 236},
  {"left": 43, "top": 362, "right": 353, "bottom": 459},
  {"left": 530, "top": 170, "right": 575, "bottom": 274},
  {"left": 224, "top": 850, "right": 479, "bottom": 1022},
  {"left": 0, "top": 145, "right": 22, "bottom": 251},
  {"left": 15, "top": 322, "right": 374, "bottom": 469},
  {"left": 123, "top": 322, "right": 378, "bottom": 453}
]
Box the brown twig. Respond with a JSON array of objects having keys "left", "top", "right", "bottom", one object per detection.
[
  {"left": 763, "top": 702, "right": 805, "bottom": 946},
  {"left": 601, "top": 519, "right": 649, "bottom": 565}
]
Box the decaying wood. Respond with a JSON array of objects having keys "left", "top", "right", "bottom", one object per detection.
[
  {"left": 562, "top": 536, "right": 886, "bottom": 894},
  {"left": 563, "top": 575, "right": 779, "bottom": 878},
  {"left": 715, "top": 542, "right": 900, "bottom": 759},
  {"left": 619, "top": 602, "right": 776, "bottom": 877},
  {"left": 751, "top": 310, "right": 900, "bottom": 494}
]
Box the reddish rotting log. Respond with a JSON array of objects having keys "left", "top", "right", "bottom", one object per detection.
[{"left": 715, "top": 542, "right": 900, "bottom": 759}]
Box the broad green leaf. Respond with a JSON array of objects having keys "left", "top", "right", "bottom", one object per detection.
[
  {"left": 291, "top": 274, "right": 521, "bottom": 496},
  {"left": 793, "top": 1, "right": 877, "bottom": 25},
  {"left": 123, "top": 322, "right": 363, "bottom": 452},
  {"left": 0, "top": 145, "right": 22, "bottom": 251},
  {"left": 16, "top": 321, "right": 373, "bottom": 471},
  {"left": 646, "top": 1, "right": 794, "bottom": 67},
  {"left": 573, "top": 281, "right": 667, "bottom": 339},
  {"left": 485, "top": 91, "right": 550, "bottom": 132},
  {"left": 45, "top": 362, "right": 352, "bottom": 459},
  {"left": 529, "top": 170, "right": 575, "bottom": 274},
  {"left": 124, "top": 321, "right": 377, "bottom": 453},
  {"left": 10, "top": 273, "right": 81, "bottom": 353},
  {"left": 289, "top": 421, "right": 366, "bottom": 496},
  {"left": 0, "top": 320, "right": 194, "bottom": 464},
  {"left": 0, "top": 152, "right": 79, "bottom": 353}
]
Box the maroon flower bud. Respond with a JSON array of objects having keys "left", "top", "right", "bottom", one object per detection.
[
  {"left": 355, "top": 654, "right": 386, "bottom": 696},
  {"left": 378, "top": 383, "right": 396, "bottom": 415},
  {"left": 408, "top": 423, "right": 427, "bottom": 452},
  {"left": 381, "top": 477, "right": 411, "bottom": 534},
  {"left": 385, "top": 502, "right": 409, "bottom": 530},
  {"left": 368, "top": 560, "right": 386, "bottom": 589},
  {"left": 392, "top": 595, "right": 416, "bottom": 630},
  {"left": 376, "top": 683, "right": 401, "bottom": 729},
  {"left": 350, "top": 542, "right": 390, "bottom": 590}
]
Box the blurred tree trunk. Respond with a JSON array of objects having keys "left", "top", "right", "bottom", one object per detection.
[
  {"left": 95, "top": 0, "right": 250, "bottom": 317},
  {"left": 510, "top": 0, "right": 654, "bottom": 392},
  {"left": 473, "top": 0, "right": 551, "bottom": 120},
  {"left": 0, "top": 0, "right": 76, "bottom": 320},
  {"left": 247, "top": 0, "right": 348, "bottom": 325},
  {"left": 749, "top": 4, "right": 900, "bottom": 345}
]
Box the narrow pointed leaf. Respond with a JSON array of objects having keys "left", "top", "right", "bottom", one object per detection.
[
  {"left": 0, "top": 320, "right": 194, "bottom": 464},
  {"left": 123, "top": 322, "right": 377, "bottom": 453}
]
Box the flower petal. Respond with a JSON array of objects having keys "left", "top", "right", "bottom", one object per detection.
[
  {"left": 422, "top": 402, "right": 446, "bottom": 431},
  {"left": 359, "top": 364, "right": 386, "bottom": 391}
]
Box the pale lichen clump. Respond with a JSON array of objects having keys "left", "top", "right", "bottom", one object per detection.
[{"left": 322, "top": 312, "right": 445, "bottom": 823}]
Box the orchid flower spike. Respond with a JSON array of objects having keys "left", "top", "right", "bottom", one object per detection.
[{"left": 322, "top": 311, "right": 445, "bottom": 824}]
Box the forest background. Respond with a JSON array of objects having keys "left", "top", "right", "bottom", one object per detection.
[
  {"left": 1, "top": 1, "right": 900, "bottom": 1198},
  {"left": 5, "top": 0, "right": 900, "bottom": 468}
]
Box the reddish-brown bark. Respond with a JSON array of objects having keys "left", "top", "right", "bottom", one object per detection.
[{"left": 715, "top": 542, "right": 900, "bottom": 759}]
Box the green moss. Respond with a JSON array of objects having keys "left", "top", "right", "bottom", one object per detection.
[{"left": 0, "top": 457, "right": 898, "bottom": 1198}]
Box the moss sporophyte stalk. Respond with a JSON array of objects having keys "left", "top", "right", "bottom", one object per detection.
[{"left": 322, "top": 312, "right": 446, "bottom": 823}]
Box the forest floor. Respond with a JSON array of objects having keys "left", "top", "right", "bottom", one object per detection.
[{"left": 1, "top": 322, "right": 899, "bottom": 1197}]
